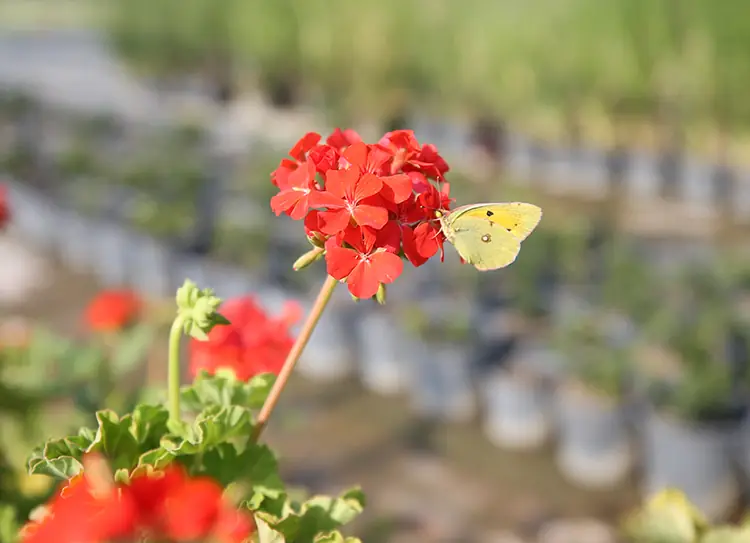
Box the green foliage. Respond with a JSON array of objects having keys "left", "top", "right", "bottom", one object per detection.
[
  {"left": 555, "top": 311, "right": 632, "bottom": 398},
  {"left": 100, "top": 0, "right": 750, "bottom": 144},
  {"left": 642, "top": 264, "right": 737, "bottom": 420}
]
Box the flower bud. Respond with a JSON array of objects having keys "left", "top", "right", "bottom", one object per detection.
[
  {"left": 293, "top": 247, "right": 325, "bottom": 271},
  {"left": 376, "top": 283, "right": 387, "bottom": 305}
]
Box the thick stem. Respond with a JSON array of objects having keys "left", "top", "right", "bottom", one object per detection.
[
  {"left": 167, "top": 318, "right": 184, "bottom": 425},
  {"left": 251, "top": 274, "right": 338, "bottom": 441}
]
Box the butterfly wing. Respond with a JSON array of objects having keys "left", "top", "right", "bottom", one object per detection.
[
  {"left": 448, "top": 216, "right": 522, "bottom": 271},
  {"left": 450, "top": 202, "right": 542, "bottom": 241}
]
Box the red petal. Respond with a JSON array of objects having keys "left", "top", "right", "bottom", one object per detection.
[
  {"left": 308, "top": 189, "right": 345, "bottom": 209},
  {"left": 346, "top": 260, "right": 380, "bottom": 299},
  {"left": 370, "top": 250, "right": 404, "bottom": 285},
  {"left": 323, "top": 169, "right": 352, "bottom": 198},
  {"left": 325, "top": 246, "right": 360, "bottom": 280},
  {"left": 354, "top": 173, "right": 383, "bottom": 201},
  {"left": 270, "top": 190, "right": 304, "bottom": 217},
  {"left": 318, "top": 209, "right": 353, "bottom": 235},
  {"left": 413, "top": 222, "right": 441, "bottom": 259},
  {"left": 346, "top": 250, "right": 404, "bottom": 299},
  {"left": 287, "top": 159, "right": 316, "bottom": 188},
  {"left": 343, "top": 141, "right": 369, "bottom": 169},
  {"left": 289, "top": 194, "right": 310, "bottom": 220},
  {"left": 289, "top": 132, "right": 322, "bottom": 160},
  {"left": 351, "top": 204, "right": 388, "bottom": 230},
  {"left": 341, "top": 225, "right": 371, "bottom": 253},
  {"left": 401, "top": 225, "right": 428, "bottom": 267},
  {"left": 375, "top": 220, "right": 402, "bottom": 254},
  {"left": 379, "top": 173, "right": 413, "bottom": 204}
]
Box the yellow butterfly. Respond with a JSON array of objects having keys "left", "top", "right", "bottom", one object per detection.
[{"left": 437, "top": 202, "right": 543, "bottom": 271}]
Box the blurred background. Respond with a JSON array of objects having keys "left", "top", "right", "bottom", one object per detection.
[{"left": 3, "top": 0, "right": 750, "bottom": 541}]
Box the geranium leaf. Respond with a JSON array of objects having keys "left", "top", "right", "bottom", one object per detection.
[
  {"left": 88, "top": 410, "right": 141, "bottom": 472},
  {"left": 130, "top": 404, "right": 170, "bottom": 447},
  {"left": 161, "top": 405, "right": 253, "bottom": 455},
  {"left": 181, "top": 372, "right": 276, "bottom": 412},
  {"left": 26, "top": 433, "right": 91, "bottom": 479},
  {"left": 241, "top": 444, "right": 285, "bottom": 499},
  {"left": 315, "top": 531, "right": 362, "bottom": 543},
  {"left": 255, "top": 516, "right": 286, "bottom": 543},
  {"left": 255, "top": 488, "right": 365, "bottom": 542}
]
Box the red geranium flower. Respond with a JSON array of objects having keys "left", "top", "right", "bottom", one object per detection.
[
  {"left": 267, "top": 127, "right": 453, "bottom": 299},
  {"left": 378, "top": 129, "right": 450, "bottom": 181},
  {"left": 326, "top": 127, "right": 363, "bottom": 150},
  {"left": 341, "top": 142, "right": 412, "bottom": 204},
  {"left": 270, "top": 158, "right": 317, "bottom": 220},
  {"left": 326, "top": 226, "right": 404, "bottom": 299},
  {"left": 190, "top": 295, "right": 300, "bottom": 380},
  {"left": 84, "top": 290, "right": 142, "bottom": 332},
  {"left": 311, "top": 167, "right": 388, "bottom": 235},
  {"left": 271, "top": 131, "right": 321, "bottom": 189}
]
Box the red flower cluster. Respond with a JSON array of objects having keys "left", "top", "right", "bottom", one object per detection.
[
  {"left": 190, "top": 295, "right": 301, "bottom": 380},
  {"left": 84, "top": 289, "right": 142, "bottom": 332},
  {"left": 270, "top": 129, "right": 452, "bottom": 299},
  {"left": 21, "top": 460, "right": 254, "bottom": 543},
  {"left": 0, "top": 183, "right": 9, "bottom": 230}
]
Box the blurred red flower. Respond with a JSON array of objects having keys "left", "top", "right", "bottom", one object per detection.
[
  {"left": 269, "top": 129, "right": 453, "bottom": 299},
  {"left": 190, "top": 296, "right": 300, "bottom": 380},
  {"left": 0, "top": 184, "right": 10, "bottom": 230},
  {"left": 84, "top": 290, "right": 142, "bottom": 332},
  {"left": 21, "top": 459, "right": 254, "bottom": 543}
]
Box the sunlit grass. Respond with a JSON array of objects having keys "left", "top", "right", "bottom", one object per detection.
[{"left": 0, "top": 0, "right": 102, "bottom": 30}]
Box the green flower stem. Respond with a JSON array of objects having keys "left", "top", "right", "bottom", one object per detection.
[
  {"left": 168, "top": 316, "right": 184, "bottom": 425},
  {"left": 251, "top": 274, "right": 338, "bottom": 442}
]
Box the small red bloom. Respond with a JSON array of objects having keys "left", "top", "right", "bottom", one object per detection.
[
  {"left": 326, "top": 127, "right": 363, "bottom": 150},
  {"left": 312, "top": 168, "right": 388, "bottom": 235},
  {"left": 378, "top": 129, "right": 450, "bottom": 181},
  {"left": 326, "top": 226, "right": 404, "bottom": 299},
  {"left": 270, "top": 158, "right": 317, "bottom": 220},
  {"left": 271, "top": 132, "right": 321, "bottom": 189},
  {"left": 0, "top": 184, "right": 10, "bottom": 230},
  {"left": 84, "top": 290, "right": 141, "bottom": 332},
  {"left": 342, "top": 142, "right": 413, "bottom": 204},
  {"left": 190, "top": 296, "right": 300, "bottom": 380}
]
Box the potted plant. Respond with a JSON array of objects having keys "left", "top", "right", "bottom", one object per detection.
[
  {"left": 549, "top": 220, "right": 596, "bottom": 330},
  {"left": 639, "top": 294, "right": 743, "bottom": 521},
  {"left": 356, "top": 300, "right": 413, "bottom": 396},
  {"left": 552, "top": 311, "right": 635, "bottom": 489},
  {"left": 401, "top": 281, "right": 476, "bottom": 425},
  {"left": 474, "top": 227, "right": 560, "bottom": 450}
]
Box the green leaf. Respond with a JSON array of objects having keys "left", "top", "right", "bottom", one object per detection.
[
  {"left": 88, "top": 410, "right": 141, "bottom": 472},
  {"left": 130, "top": 404, "right": 170, "bottom": 447},
  {"left": 27, "top": 432, "right": 92, "bottom": 479},
  {"left": 110, "top": 324, "right": 155, "bottom": 376},
  {"left": 161, "top": 405, "right": 253, "bottom": 455},
  {"left": 315, "top": 531, "right": 362, "bottom": 543},
  {"left": 255, "top": 488, "right": 365, "bottom": 542},
  {"left": 132, "top": 447, "right": 175, "bottom": 475},
  {"left": 181, "top": 372, "right": 276, "bottom": 412},
  {"left": 255, "top": 517, "right": 286, "bottom": 543}
]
